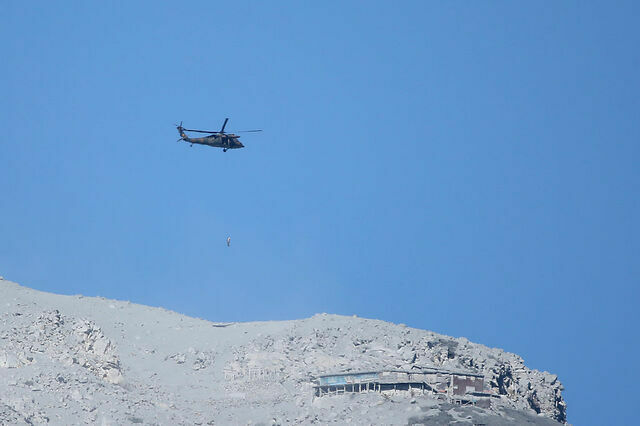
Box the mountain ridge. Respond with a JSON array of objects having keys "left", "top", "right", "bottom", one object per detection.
[{"left": 0, "top": 277, "right": 566, "bottom": 425}]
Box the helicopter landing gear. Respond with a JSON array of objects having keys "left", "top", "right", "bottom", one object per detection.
[{"left": 223, "top": 148, "right": 227, "bottom": 152}]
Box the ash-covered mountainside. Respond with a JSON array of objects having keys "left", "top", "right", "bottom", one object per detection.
[{"left": 0, "top": 278, "right": 566, "bottom": 425}]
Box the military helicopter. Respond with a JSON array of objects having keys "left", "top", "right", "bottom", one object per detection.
[{"left": 175, "top": 118, "right": 261, "bottom": 152}]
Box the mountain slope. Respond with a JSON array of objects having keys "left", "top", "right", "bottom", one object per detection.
[{"left": 0, "top": 277, "right": 566, "bottom": 425}]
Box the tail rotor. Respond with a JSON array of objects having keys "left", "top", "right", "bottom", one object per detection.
[{"left": 175, "top": 121, "right": 185, "bottom": 141}]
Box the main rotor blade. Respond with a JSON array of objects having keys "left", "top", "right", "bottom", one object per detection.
[
  {"left": 220, "top": 118, "right": 229, "bottom": 133},
  {"left": 181, "top": 127, "right": 261, "bottom": 134},
  {"left": 182, "top": 128, "right": 219, "bottom": 134}
]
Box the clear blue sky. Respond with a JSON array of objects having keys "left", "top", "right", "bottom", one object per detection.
[{"left": 2, "top": 2, "right": 638, "bottom": 424}]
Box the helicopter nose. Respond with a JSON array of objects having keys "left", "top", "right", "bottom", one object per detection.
[{"left": 238, "top": 142, "right": 244, "bottom": 148}]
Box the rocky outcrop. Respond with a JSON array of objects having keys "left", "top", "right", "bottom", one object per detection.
[
  {"left": 1, "top": 309, "right": 123, "bottom": 384},
  {"left": 488, "top": 360, "right": 566, "bottom": 423}
]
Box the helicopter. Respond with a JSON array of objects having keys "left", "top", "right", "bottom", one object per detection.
[{"left": 175, "top": 118, "right": 261, "bottom": 152}]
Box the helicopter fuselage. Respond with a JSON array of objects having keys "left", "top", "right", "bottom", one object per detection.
[{"left": 181, "top": 134, "right": 244, "bottom": 150}]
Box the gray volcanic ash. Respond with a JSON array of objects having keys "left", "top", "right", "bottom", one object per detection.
[{"left": 0, "top": 277, "right": 566, "bottom": 425}]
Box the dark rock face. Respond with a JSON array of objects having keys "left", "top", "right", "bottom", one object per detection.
[{"left": 489, "top": 359, "right": 566, "bottom": 423}]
